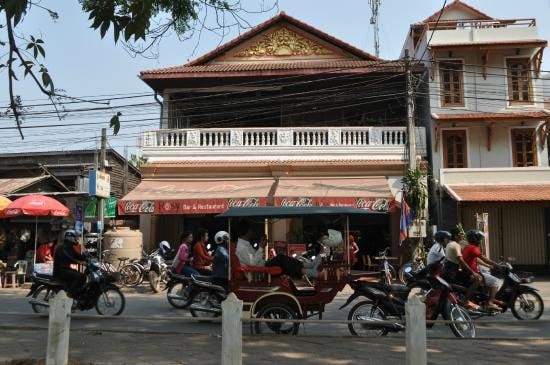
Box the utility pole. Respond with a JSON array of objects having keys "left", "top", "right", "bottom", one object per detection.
[
  {"left": 405, "top": 50, "right": 417, "bottom": 169},
  {"left": 369, "top": 0, "right": 381, "bottom": 57},
  {"left": 98, "top": 128, "right": 107, "bottom": 259}
]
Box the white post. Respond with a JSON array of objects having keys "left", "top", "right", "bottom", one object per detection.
[
  {"left": 46, "top": 290, "right": 72, "bottom": 365},
  {"left": 221, "top": 293, "right": 243, "bottom": 365},
  {"left": 406, "top": 295, "right": 427, "bottom": 365}
]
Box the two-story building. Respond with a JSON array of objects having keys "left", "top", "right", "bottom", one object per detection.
[
  {"left": 121, "top": 12, "right": 427, "bottom": 255},
  {"left": 402, "top": 0, "right": 550, "bottom": 269}
]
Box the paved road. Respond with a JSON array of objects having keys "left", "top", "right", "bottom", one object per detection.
[{"left": 0, "top": 279, "right": 549, "bottom": 364}]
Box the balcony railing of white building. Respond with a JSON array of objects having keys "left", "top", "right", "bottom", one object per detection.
[{"left": 141, "top": 126, "right": 426, "bottom": 160}]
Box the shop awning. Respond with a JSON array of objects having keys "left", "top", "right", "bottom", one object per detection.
[
  {"left": 444, "top": 184, "right": 550, "bottom": 202},
  {"left": 0, "top": 177, "right": 48, "bottom": 195},
  {"left": 273, "top": 177, "right": 393, "bottom": 211},
  {"left": 118, "top": 178, "right": 276, "bottom": 215},
  {"left": 119, "top": 177, "right": 395, "bottom": 215}
]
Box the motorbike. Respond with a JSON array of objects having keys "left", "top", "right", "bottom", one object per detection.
[
  {"left": 452, "top": 258, "right": 544, "bottom": 320},
  {"left": 165, "top": 271, "right": 193, "bottom": 309},
  {"left": 187, "top": 274, "right": 227, "bottom": 317},
  {"left": 148, "top": 250, "right": 169, "bottom": 293},
  {"left": 398, "top": 256, "right": 426, "bottom": 284},
  {"left": 27, "top": 260, "right": 125, "bottom": 315},
  {"left": 340, "top": 262, "right": 476, "bottom": 338}
]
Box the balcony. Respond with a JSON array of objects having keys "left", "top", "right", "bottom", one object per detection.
[
  {"left": 426, "top": 18, "right": 540, "bottom": 46},
  {"left": 141, "top": 126, "right": 426, "bottom": 161}
]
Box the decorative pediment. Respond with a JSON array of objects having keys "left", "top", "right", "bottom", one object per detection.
[{"left": 234, "top": 27, "right": 334, "bottom": 58}]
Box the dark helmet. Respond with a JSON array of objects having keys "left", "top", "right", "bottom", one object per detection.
[
  {"left": 434, "top": 230, "right": 452, "bottom": 243},
  {"left": 64, "top": 229, "right": 81, "bottom": 245},
  {"left": 466, "top": 229, "right": 485, "bottom": 245}
]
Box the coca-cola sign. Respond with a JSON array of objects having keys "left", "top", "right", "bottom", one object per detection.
[
  {"left": 279, "top": 197, "right": 313, "bottom": 207},
  {"left": 228, "top": 198, "right": 260, "bottom": 208},
  {"left": 356, "top": 198, "right": 389, "bottom": 212},
  {"left": 119, "top": 200, "right": 155, "bottom": 215}
]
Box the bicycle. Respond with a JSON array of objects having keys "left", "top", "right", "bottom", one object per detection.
[{"left": 100, "top": 250, "right": 142, "bottom": 287}]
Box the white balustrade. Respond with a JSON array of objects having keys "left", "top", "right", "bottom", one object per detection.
[{"left": 142, "top": 126, "right": 426, "bottom": 156}]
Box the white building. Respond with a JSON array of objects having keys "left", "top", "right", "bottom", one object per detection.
[{"left": 402, "top": 0, "right": 550, "bottom": 268}]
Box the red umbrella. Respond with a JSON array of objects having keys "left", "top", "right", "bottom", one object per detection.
[{"left": 5, "top": 194, "right": 70, "bottom": 266}]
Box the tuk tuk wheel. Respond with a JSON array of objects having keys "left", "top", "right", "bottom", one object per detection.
[{"left": 253, "top": 303, "right": 300, "bottom": 335}]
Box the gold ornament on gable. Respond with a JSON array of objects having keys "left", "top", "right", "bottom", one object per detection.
[{"left": 235, "top": 27, "right": 334, "bottom": 57}]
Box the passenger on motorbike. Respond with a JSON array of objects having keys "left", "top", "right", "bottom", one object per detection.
[
  {"left": 212, "top": 231, "right": 230, "bottom": 289},
  {"left": 236, "top": 221, "right": 322, "bottom": 279},
  {"left": 427, "top": 230, "right": 451, "bottom": 265},
  {"left": 463, "top": 230, "right": 503, "bottom": 311},
  {"left": 172, "top": 231, "right": 199, "bottom": 277},
  {"left": 443, "top": 231, "right": 481, "bottom": 310},
  {"left": 193, "top": 229, "right": 213, "bottom": 275},
  {"left": 53, "top": 229, "right": 87, "bottom": 298}
]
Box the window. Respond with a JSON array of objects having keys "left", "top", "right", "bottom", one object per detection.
[
  {"left": 443, "top": 130, "right": 467, "bottom": 168},
  {"left": 439, "top": 61, "right": 464, "bottom": 107},
  {"left": 507, "top": 59, "right": 533, "bottom": 104},
  {"left": 511, "top": 128, "right": 537, "bottom": 167}
]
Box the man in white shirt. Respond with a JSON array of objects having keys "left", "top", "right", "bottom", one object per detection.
[
  {"left": 427, "top": 230, "right": 451, "bottom": 265},
  {"left": 235, "top": 221, "right": 322, "bottom": 278}
]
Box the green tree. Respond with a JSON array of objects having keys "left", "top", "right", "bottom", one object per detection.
[
  {"left": 129, "top": 153, "right": 147, "bottom": 168},
  {"left": 0, "top": 0, "right": 278, "bottom": 139}
]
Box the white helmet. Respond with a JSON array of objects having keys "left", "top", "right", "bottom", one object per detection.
[
  {"left": 320, "top": 229, "right": 343, "bottom": 248},
  {"left": 159, "top": 240, "right": 171, "bottom": 254},
  {"left": 214, "top": 231, "right": 230, "bottom": 244}
]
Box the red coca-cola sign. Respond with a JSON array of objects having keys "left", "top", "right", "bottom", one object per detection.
[
  {"left": 157, "top": 201, "right": 180, "bottom": 214},
  {"left": 278, "top": 197, "right": 313, "bottom": 207},
  {"left": 228, "top": 198, "right": 260, "bottom": 208},
  {"left": 356, "top": 198, "right": 389, "bottom": 211},
  {"left": 119, "top": 200, "right": 155, "bottom": 215}
]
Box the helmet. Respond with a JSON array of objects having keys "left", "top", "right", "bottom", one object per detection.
[
  {"left": 64, "top": 229, "right": 81, "bottom": 244},
  {"left": 320, "top": 229, "right": 343, "bottom": 248},
  {"left": 159, "top": 240, "right": 171, "bottom": 254},
  {"left": 214, "top": 231, "right": 230, "bottom": 244},
  {"left": 434, "top": 230, "right": 452, "bottom": 243},
  {"left": 466, "top": 229, "right": 485, "bottom": 245}
]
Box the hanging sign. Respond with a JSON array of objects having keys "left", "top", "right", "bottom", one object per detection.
[{"left": 89, "top": 170, "right": 111, "bottom": 198}]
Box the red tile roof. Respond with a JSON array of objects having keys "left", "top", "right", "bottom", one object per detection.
[
  {"left": 432, "top": 111, "right": 550, "bottom": 122},
  {"left": 445, "top": 184, "right": 550, "bottom": 202},
  {"left": 140, "top": 60, "right": 407, "bottom": 78},
  {"left": 185, "top": 12, "right": 379, "bottom": 67},
  {"left": 421, "top": 0, "right": 493, "bottom": 24}
]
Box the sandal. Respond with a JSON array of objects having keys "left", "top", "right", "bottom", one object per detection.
[
  {"left": 487, "top": 303, "right": 502, "bottom": 311},
  {"left": 464, "top": 300, "right": 480, "bottom": 310}
]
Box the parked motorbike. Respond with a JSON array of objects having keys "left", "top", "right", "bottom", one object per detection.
[
  {"left": 187, "top": 274, "right": 227, "bottom": 317},
  {"left": 340, "top": 262, "right": 476, "bottom": 338},
  {"left": 148, "top": 250, "right": 169, "bottom": 293},
  {"left": 398, "top": 256, "right": 426, "bottom": 284},
  {"left": 452, "top": 258, "right": 544, "bottom": 320},
  {"left": 27, "top": 260, "right": 125, "bottom": 315}
]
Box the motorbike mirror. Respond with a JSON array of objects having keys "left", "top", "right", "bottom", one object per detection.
[{"left": 508, "top": 256, "right": 516, "bottom": 262}]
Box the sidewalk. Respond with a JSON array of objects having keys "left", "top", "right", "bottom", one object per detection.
[{"left": 1, "top": 329, "right": 549, "bottom": 365}]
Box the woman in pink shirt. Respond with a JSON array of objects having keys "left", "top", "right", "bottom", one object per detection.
[{"left": 172, "top": 231, "right": 199, "bottom": 277}]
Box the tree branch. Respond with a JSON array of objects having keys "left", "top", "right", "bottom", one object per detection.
[{"left": 5, "top": 11, "right": 24, "bottom": 139}]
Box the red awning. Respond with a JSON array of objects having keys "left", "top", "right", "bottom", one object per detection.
[
  {"left": 119, "top": 179, "right": 276, "bottom": 215},
  {"left": 273, "top": 177, "right": 392, "bottom": 211},
  {"left": 119, "top": 177, "right": 395, "bottom": 215}
]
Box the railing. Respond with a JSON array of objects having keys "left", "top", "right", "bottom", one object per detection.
[
  {"left": 143, "top": 126, "right": 423, "bottom": 149},
  {"left": 426, "top": 18, "right": 536, "bottom": 31}
]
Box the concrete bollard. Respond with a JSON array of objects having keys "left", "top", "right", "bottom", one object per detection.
[
  {"left": 221, "top": 293, "right": 243, "bottom": 365},
  {"left": 405, "top": 295, "right": 427, "bottom": 365},
  {"left": 46, "top": 290, "right": 72, "bottom": 365}
]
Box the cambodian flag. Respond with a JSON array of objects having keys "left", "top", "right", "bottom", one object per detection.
[{"left": 399, "top": 195, "right": 412, "bottom": 246}]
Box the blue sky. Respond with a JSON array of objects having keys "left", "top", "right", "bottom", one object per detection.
[{"left": 1, "top": 0, "right": 549, "bottom": 155}]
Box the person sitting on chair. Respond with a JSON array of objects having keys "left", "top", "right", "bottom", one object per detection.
[
  {"left": 53, "top": 230, "right": 87, "bottom": 298},
  {"left": 235, "top": 221, "right": 323, "bottom": 279}
]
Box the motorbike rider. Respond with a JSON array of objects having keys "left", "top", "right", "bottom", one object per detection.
[
  {"left": 462, "top": 230, "right": 503, "bottom": 311},
  {"left": 53, "top": 229, "right": 87, "bottom": 298},
  {"left": 427, "top": 230, "right": 451, "bottom": 265},
  {"left": 172, "top": 231, "right": 199, "bottom": 277},
  {"left": 443, "top": 230, "right": 480, "bottom": 310},
  {"left": 212, "top": 231, "right": 230, "bottom": 289},
  {"left": 236, "top": 220, "right": 322, "bottom": 279}
]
